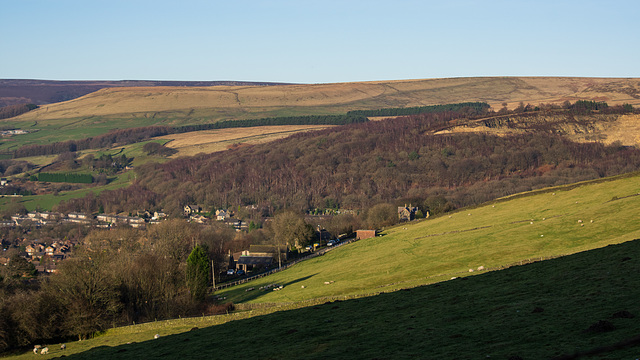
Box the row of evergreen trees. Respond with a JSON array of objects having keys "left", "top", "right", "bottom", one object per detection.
[
  {"left": 174, "top": 114, "right": 368, "bottom": 133},
  {"left": 30, "top": 172, "right": 93, "bottom": 183},
  {"left": 346, "top": 102, "right": 491, "bottom": 117}
]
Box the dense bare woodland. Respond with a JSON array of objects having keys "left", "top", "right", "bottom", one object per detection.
[{"left": 54, "top": 104, "right": 640, "bottom": 217}]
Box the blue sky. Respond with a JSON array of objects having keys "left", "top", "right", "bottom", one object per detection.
[{"left": 1, "top": 0, "right": 638, "bottom": 83}]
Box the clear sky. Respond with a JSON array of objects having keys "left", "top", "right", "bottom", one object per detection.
[{"left": 1, "top": 0, "right": 638, "bottom": 83}]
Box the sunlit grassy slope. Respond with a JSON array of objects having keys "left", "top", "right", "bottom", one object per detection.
[
  {"left": 216, "top": 173, "right": 640, "bottom": 304},
  {"left": 5, "top": 173, "right": 640, "bottom": 359},
  {"left": 11, "top": 225, "right": 640, "bottom": 359}
]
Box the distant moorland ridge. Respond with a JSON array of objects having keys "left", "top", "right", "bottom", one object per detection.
[
  {"left": 8, "top": 77, "right": 640, "bottom": 125},
  {"left": 0, "top": 79, "right": 293, "bottom": 107}
]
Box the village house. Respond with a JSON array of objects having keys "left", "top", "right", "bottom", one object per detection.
[
  {"left": 316, "top": 228, "right": 333, "bottom": 244},
  {"left": 40, "top": 211, "right": 62, "bottom": 220},
  {"left": 233, "top": 244, "right": 289, "bottom": 272},
  {"left": 152, "top": 211, "right": 167, "bottom": 220},
  {"left": 11, "top": 215, "right": 31, "bottom": 226},
  {"left": 65, "top": 212, "right": 92, "bottom": 224},
  {"left": 0, "top": 178, "right": 8, "bottom": 186},
  {"left": 126, "top": 216, "right": 146, "bottom": 228},
  {"left": 0, "top": 220, "right": 13, "bottom": 227},
  {"left": 45, "top": 245, "right": 55, "bottom": 256},
  {"left": 96, "top": 214, "right": 119, "bottom": 223},
  {"left": 189, "top": 214, "right": 208, "bottom": 224},
  {"left": 236, "top": 254, "right": 273, "bottom": 272},
  {"left": 215, "top": 209, "right": 230, "bottom": 221},
  {"left": 224, "top": 218, "right": 248, "bottom": 231},
  {"left": 67, "top": 212, "right": 89, "bottom": 220},
  {"left": 25, "top": 243, "right": 45, "bottom": 260},
  {"left": 398, "top": 204, "right": 418, "bottom": 222},
  {"left": 183, "top": 205, "right": 201, "bottom": 216},
  {"left": 96, "top": 214, "right": 146, "bottom": 228},
  {"left": 35, "top": 264, "right": 58, "bottom": 274}
]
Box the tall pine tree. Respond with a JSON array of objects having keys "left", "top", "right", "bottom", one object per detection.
[{"left": 186, "top": 245, "right": 210, "bottom": 301}]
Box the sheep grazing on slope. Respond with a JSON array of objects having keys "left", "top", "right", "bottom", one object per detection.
[
  {"left": 41, "top": 347, "right": 49, "bottom": 355},
  {"left": 154, "top": 334, "right": 160, "bottom": 339},
  {"left": 61, "top": 343, "right": 66, "bottom": 350}
]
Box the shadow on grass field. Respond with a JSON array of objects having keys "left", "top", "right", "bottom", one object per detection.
[{"left": 35, "top": 239, "right": 640, "bottom": 360}]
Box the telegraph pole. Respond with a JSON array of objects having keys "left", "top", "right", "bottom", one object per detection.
[{"left": 211, "top": 260, "right": 216, "bottom": 288}]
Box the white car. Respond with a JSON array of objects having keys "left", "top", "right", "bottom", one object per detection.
[{"left": 226, "top": 269, "right": 235, "bottom": 275}]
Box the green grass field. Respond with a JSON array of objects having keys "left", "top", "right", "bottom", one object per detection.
[
  {"left": 0, "top": 172, "right": 133, "bottom": 212},
  {"left": 9, "top": 237, "right": 640, "bottom": 359},
  {"left": 215, "top": 173, "right": 640, "bottom": 304},
  {"left": 4, "top": 172, "right": 640, "bottom": 359},
  {"left": 0, "top": 139, "right": 172, "bottom": 212}
]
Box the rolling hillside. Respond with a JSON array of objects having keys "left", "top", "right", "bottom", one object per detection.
[
  {"left": 215, "top": 172, "right": 640, "bottom": 304},
  {"left": 12, "top": 77, "right": 640, "bottom": 122},
  {"left": 0, "top": 79, "right": 290, "bottom": 107},
  {"left": 7, "top": 173, "right": 640, "bottom": 359},
  {"left": 44, "top": 241, "right": 640, "bottom": 359},
  {"left": 438, "top": 112, "right": 640, "bottom": 147},
  {"left": 0, "top": 77, "right": 638, "bottom": 154}
]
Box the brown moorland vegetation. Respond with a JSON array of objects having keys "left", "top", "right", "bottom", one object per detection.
[
  {"left": 158, "top": 125, "right": 335, "bottom": 157},
  {"left": 12, "top": 77, "right": 640, "bottom": 123}
]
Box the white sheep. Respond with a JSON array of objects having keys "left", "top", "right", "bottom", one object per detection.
[
  {"left": 154, "top": 334, "right": 160, "bottom": 339},
  {"left": 60, "top": 343, "right": 66, "bottom": 350},
  {"left": 477, "top": 266, "right": 485, "bottom": 271},
  {"left": 41, "top": 347, "right": 49, "bottom": 355},
  {"left": 33, "top": 347, "right": 39, "bottom": 354}
]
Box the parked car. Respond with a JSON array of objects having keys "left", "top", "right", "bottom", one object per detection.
[
  {"left": 236, "top": 269, "right": 245, "bottom": 276},
  {"left": 226, "top": 269, "right": 235, "bottom": 275},
  {"left": 327, "top": 241, "right": 335, "bottom": 246}
]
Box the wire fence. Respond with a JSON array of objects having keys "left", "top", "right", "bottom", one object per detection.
[
  {"left": 212, "top": 237, "right": 358, "bottom": 291},
  {"left": 117, "top": 252, "right": 573, "bottom": 330}
]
